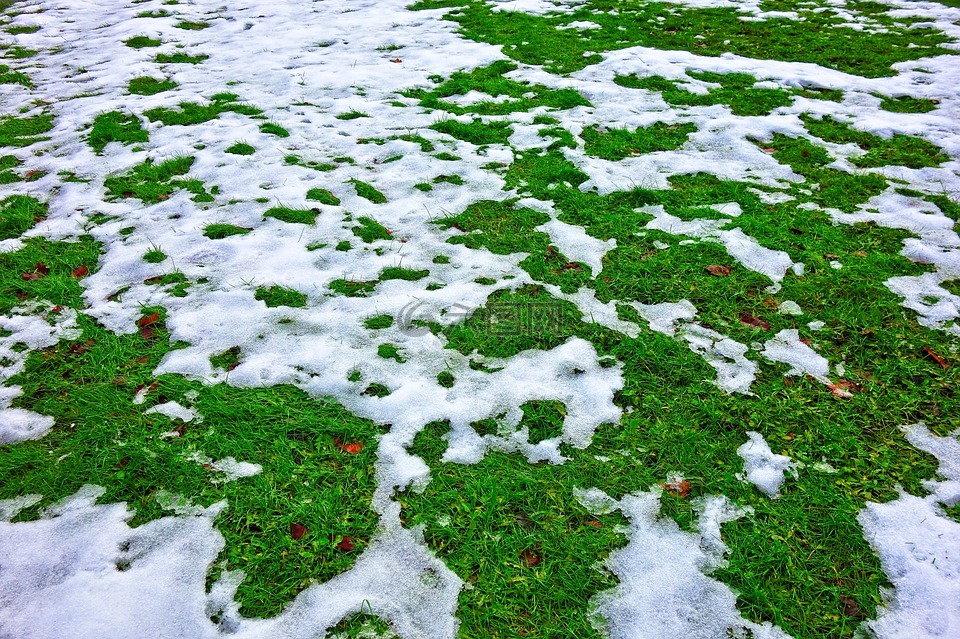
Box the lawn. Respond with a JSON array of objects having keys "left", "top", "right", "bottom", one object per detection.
[{"left": 0, "top": 0, "right": 959, "bottom": 637}]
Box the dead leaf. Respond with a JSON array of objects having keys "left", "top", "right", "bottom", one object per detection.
[
  {"left": 390, "top": 58, "right": 402, "bottom": 63},
  {"left": 72, "top": 265, "right": 89, "bottom": 278},
  {"left": 762, "top": 297, "right": 781, "bottom": 310},
  {"left": 290, "top": 523, "right": 307, "bottom": 540},
  {"left": 139, "top": 326, "right": 156, "bottom": 340},
  {"left": 706, "top": 265, "right": 731, "bottom": 277},
  {"left": 68, "top": 339, "right": 95, "bottom": 356},
  {"left": 661, "top": 477, "right": 692, "bottom": 498},
  {"left": 561, "top": 262, "right": 583, "bottom": 271},
  {"left": 827, "top": 382, "right": 854, "bottom": 399},
  {"left": 21, "top": 271, "right": 43, "bottom": 281},
  {"left": 739, "top": 313, "right": 771, "bottom": 330},
  {"left": 336, "top": 536, "right": 355, "bottom": 551},
  {"left": 137, "top": 312, "right": 160, "bottom": 328},
  {"left": 583, "top": 520, "right": 602, "bottom": 528},
  {"left": 924, "top": 346, "right": 949, "bottom": 370},
  {"left": 343, "top": 442, "right": 363, "bottom": 454},
  {"left": 841, "top": 596, "right": 866, "bottom": 620},
  {"left": 35, "top": 262, "right": 49, "bottom": 276},
  {"left": 520, "top": 547, "right": 541, "bottom": 568}
]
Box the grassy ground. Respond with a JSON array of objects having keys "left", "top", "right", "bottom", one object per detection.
[{"left": 1, "top": 0, "right": 959, "bottom": 637}]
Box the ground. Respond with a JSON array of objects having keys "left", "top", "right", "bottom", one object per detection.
[{"left": 0, "top": 0, "right": 959, "bottom": 637}]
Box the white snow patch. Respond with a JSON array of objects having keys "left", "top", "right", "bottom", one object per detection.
[{"left": 737, "top": 431, "right": 796, "bottom": 497}]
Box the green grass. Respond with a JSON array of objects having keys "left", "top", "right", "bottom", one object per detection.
[
  {"left": 306, "top": 188, "right": 340, "bottom": 206},
  {"left": 142, "top": 247, "right": 167, "bottom": 263},
  {"left": 255, "top": 285, "right": 308, "bottom": 308},
  {"left": 125, "top": 35, "right": 162, "bottom": 48},
  {"left": 0, "top": 195, "right": 45, "bottom": 241},
  {"left": 615, "top": 72, "right": 800, "bottom": 116},
  {"left": 879, "top": 95, "right": 939, "bottom": 113},
  {"left": 174, "top": 20, "right": 209, "bottom": 30},
  {"left": 88, "top": 111, "right": 149, "bottom": 154},
  {"left": 259, "top": 122, "right": 289, "bottom": 137},
  {"left": 145, "top": 93, "right": 262, "bottom": 126},
  {"left": 801, "top": 114, "right": 949, "bottom": 168},
  {"left": 264, "top": 207, "right": 319, "bottom": 225},
  {"left": 0, "top": 63, "right": 31, "bottom": 87},
  {"left": 128, "top": 76, "right": 178, "bottom": 95},
  {"left": 402, "top": 60, "right": 591, "bottom": 116},
  {"left": 431, "top": 118, "right": 513, "bottom": 145},
  {"left": 363, "top": 314, "right": 393, "bottom": 330},
  {"left": 0, "top": 113, "right": 53, "bottom": 148},
  {"left": 154, "top": 52, "right": 208, "bottom": 64},
  {"left": 379, "top": 267, "right": 428, "bottom": 281},
  {"left": 225, "top": 141, "right": 255, "bottom": 156},
  {"left": 203, "top": 223, "right": 252, "bottom": 239},
  {"left": 353, "top": 216, "right": 392, "bottom": 242},
  {"left": 411, "top": 0, "right": 955, "bottom": 78},
  {"left": 348, "top": 179, "right": 387, "bottom": 204},
  {"left": 335, "top": 110, "right": 370, "bottom": 120},
  {"left": 104, "top": 156, "right": 214, "bottom": 204},
  {"left": 582, "top": 122, "right": 697, "bottom": 160}
]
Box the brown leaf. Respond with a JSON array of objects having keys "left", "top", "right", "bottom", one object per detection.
[
  {"left": 739, "top": 313, "right": 771, "bottom": 330},
  {"left": 661, "top": 478, "right": 692, "bottom": 498},
  {"left": 139, "top": 326, "right": 157, "bottom": 340},
  {"left": 290, "top": 523, "right": 307, "bottom": 540},
  {"left": 21, "top": 271, "right": 43, "bottom": 281},
  {"left": 561, "top": 262, "right": 584, "bottom": 272},
  {"left": 841, "top": 596, "right": 866, "bottom": 620},
  {"left": 706, "top": 265, "right": 731, "bottom": 277},
  {"left": 520, "top": 547, "right": 541, "bottom": 568},
  {"left": 336, "top": 536, "right": 355, "bottom": 551},
  {"left": 72, "top": 265, "right": 89, "bottom": 278},
  {"left": 342, "top": 442, "right": 363, "bottom": 454},
  {"left": 68, "top": 339, "right": 95, "bottom": 356},
  {"left": 35, "top": 262, "right": 50, "bottom": 276},
  {"left": 137, "top": 312, "right": 160, "bottom": 328},
  {"left": 827, "top": 382, "right": 854, "bottom": 399},
  {"left": 583, "top": 520, "right": 602, "bottom": 528},
  {"left": 762, "top": 297, "right": 781, "bottom": 310},
  {"left": 924, "top": 346, "right": 949, "bottom": 370},
  {"left": 390, "top": 58, "right": 402, "bottom": 63}
]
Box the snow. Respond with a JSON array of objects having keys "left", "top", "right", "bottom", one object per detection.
[
  {"left": 737, "top": 431, "right": 796, "bottom": 497},
  {"left": 576, "top": 487, "right": 792, "bottom": 639},
  {"left": 859, "top": 424, "right": 960, "bottom": 638},
  {"left": 0, "top": 487, "right": 462, "bottom": 639},
  {"left": 1, "top": 0, "right": 960, "bottom": 634}
]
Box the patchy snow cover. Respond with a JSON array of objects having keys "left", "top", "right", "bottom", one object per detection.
[
  {"left": 737, "top": 431, "right": 797, "bottom": 497},
  {"left": 859, "top": 424, "right": 960, "bottom": 639},
  {"left": 0, "top": 487, "right": 462, "bottom": 639},
  {"left": 575, "top": 487, "right": 792, "bottom": 639},
  {"left": 761, "top": 329, "right": 830, "bottom": 381},
  {"left": 0, "top": 303, "right": 80, "bottom": 443}
]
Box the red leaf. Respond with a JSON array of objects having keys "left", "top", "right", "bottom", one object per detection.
[
  {"left": 706, "top": 265, "right": 731, "bottom": 277},
  {"left": 924, "top": 346, "right": 949, "bottom": 370},
  {"left": 72, "top": 265, "right": 89, "bottom": 278},
  {"left": 290, "top": 523, "right": 307, "bottom": 540},
  {"left": 336, "top": 536, "right": 355, "bottom": 551},
  {"left": 342, "top": 442, "right": 363, "bottom": 454},
  {"left": 520, "top": 547, "right": 541, "bottom": 568},
  {"left": 21, "top": 271, "right": 43, "bottom": 281},
  {"left": 661, "top": 477, "right": 692, "bottom": 498},
  {"left": 50, "top": 305, "right": 63, "bottom": 313},
  {"left": 35, "top": 262, "right": 50, "bottom": 275},
  {"left": 561, "top": 262, "right": 584, "bottom": 271},
  {"left": 137, "top": 312, "right": 160, "bottom": 327},
  {"left": 739, "top": 313, "right": 771, "bottom": 330},
  {"left": 139, "top": 326, "right": 157, "bottom": 340},
  {"left": 390, "top": 58, "right": 402, "bottom": 63}
]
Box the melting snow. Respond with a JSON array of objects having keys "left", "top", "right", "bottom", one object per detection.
[{"left": 737, "top": 431, "right": 797, "bottom": 497}]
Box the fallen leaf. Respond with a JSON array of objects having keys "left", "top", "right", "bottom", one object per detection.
[
  {"left": 924, "top": 346, "right": 949, "bottom": 369},
  {"left": 72, "top": 265, "right": 89, "bottom": 278},
  {"left": 50, "top": 305, "right": 63, "bottom": 313},
  {"left": 706, "top": 265, "right": 731, "bottom": 277},
  {"left": 139, "top": 326, "right": 156, "bottom": 340},
  {"left": 520, "top": 547, "right": 541, "bottom": 568},
  {"left": 342, "top": 442, "right": 363, "bottom": 454},
  {"left": 21, "top": 271, "right": 43, "bottom": 281},
  {"left": 739, "top": 313, "right": 771, "bottom": 330},
  {"left": 853, "top": 250, "right": 867, "bottom": 257},
  {"left": 336, "top": 536, "right": 355, "bottom": 551},
  {"left": 561, "top": 262, "right": 584, "bottom": 271},
  {"left": 827, "top": 382, "right": 854, "bottom": 399},
  {"left": 583, "top": 520, "right": 602, "bottom": 528},
  {"left": 661, "top": 478, "right": 692, "bottom": 498},
  {"left": 762, "top": 297, "right": 781, "bottom": 310},
  {"left": 390, "top": 58, "right": 402, "bottom": 63},
  {"left": 137, "top": 312, "right": 160, "bottom": 328},
  {"left": 68, "top": 339, "right": 95, "bottom": 356},
  {"left": 841, "top": 596, "right": 866, "bottom": 620},
  {"left": 290, "top": 523, "right": 307, "bottom": 540},
  {"left": 35, "top": 262, "right": 50, "bottom": 276}
]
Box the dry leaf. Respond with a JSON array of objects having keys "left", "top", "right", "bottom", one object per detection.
[
  {"left": 706, "top": 265, "right": 731, "bottom": 277},
  {"left": 72, "top": 265, "right": 89, "bottom": 278},
  {"left": 924, "top": 346, "right": 949, "bottom": 370},
  {"left": 290, "top": 523, "right": 307, "bottom": 540},
  {"left": 740, "top": 313, "right": 771, "bottom": 330}
]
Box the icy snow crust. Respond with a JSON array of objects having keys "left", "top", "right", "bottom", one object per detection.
[{"left": 1, "top": 0, "right": 960, "bottom": 635}]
